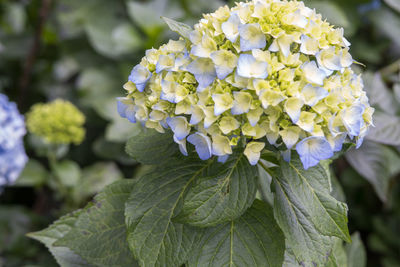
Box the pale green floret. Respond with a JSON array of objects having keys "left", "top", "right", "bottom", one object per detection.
[
  {"left": 26, "top": 99, "right": 85, "bottom": 145},
  {"left": 119, "top": 0, "right": 374, "bottom": 167}
]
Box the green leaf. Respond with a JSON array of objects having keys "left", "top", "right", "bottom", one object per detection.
[
  {"left": 363, "top": 72, "right": 397, "bottom": 115},
  {"left": 277, "top": 156, "right": 350, "bottom": 241},
  {"left": 257, "top": 160, "right": 274, "bottom": 205},
  {"left": 127, "top": 0, "right": 166, "bottom": 33},
  {"left": 330, "top": 171, "right": 346, "bottom": 203},
  {"left": 271, "top": 156, "right": 350, "bottom": 266},
  {"left": 346, "top": 232, "right": 366, "bottom": 267},
  {"left": 346, "top": 141, "right": 399, "bottom": 202},
  {"left": 127, "top": 0, "right": 183, "bottom": 36},
  {"left": 125, "top": 158, "right": 211, "bottom": 267},
  {"left": 365, "top": 111, "right": 400, "bottom": 146},
  {"left": 15, "top": 159, "right": 48, "bottom": 187},
  {"left": 306, "top": 1, "right": 350, "bottom": 29},
  {"left": 282, "top": 246, "right": 299, "bottom": 267},
  {"left": 72, "top": 162, "right": 123, "bottom": 203},
  {"left": 28, "top": 211, "right": 96, "bottom": 267},
  {"left": 106, "top": 118, "right": 142, "bottom": 143},
  {"left": 162, "top": 17, "right": 193, "bottom": 39},
  {"left": 125, "top": 128, "right": 180, "bottom": 164},
  {"left": 175, "top": 152, "right": 258, "bottom": 227},
  {"left": 384, "top": 0, "right": 400, "bottom": 13},
  {"left": 82, "top": 2, "right": 142, "bottom": 58},
  {"left": 53, "top": 160, "right": 81, "bottom": 188},
  {"left": 56, "top": 180, "right": 138, "bottom": 267},
  {"left": 92, "top": 137, "right": 135, "bottom": 165},
  {"left": 369, "top": 7, "right": 400, "bottom": 50},
  {"left": 187, "top": 200, "right": 285, "bottom": 267},
  {"left": 4, "top": 2, "right": 26, "bottom": 34},
  {"left": 326, "top": 238, "right": 348, "bottom": 267}
]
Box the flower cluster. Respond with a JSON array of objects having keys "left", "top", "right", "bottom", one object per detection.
[
  {"left": 0, "top": 94, "right": 28, "bottom": 187},
  {"left": 26, "top": 99, "right": 86, "bottom": 145},
  {"left": 118, "top": 0, "right": 373, "bottom": 169}
]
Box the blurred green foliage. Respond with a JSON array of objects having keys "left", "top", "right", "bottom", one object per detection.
[{"left": 0, "top": 0, "right": 400, "bottom": 266}]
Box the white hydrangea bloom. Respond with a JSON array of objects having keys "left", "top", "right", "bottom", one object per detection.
[{"left": 118, "top": 0, "right": 374, "bottom": 169}]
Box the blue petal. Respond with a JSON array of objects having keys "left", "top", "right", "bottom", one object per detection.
[
  {"left": 215, "top": 66, "right": 234, "bottom": 80},
  {"left": 126, "top": 107, "right": 136, "bottom": 123},
  {"left": 282, "top": 150, "right": 291, "bottom": 162},
  {"left": 237, "top": 54, "right": 268, "bottom": 79},
  {"left": 166, "top": 117, "right": 189, "bottom": 140},
  {"left": 187, "top": 132, "right": 212, "bottom": 160},
  {"left": 117, "top": 101, "right": 128, "bottom": 118},
  {"left": 221, "top": 13, "right": 240, "bottom": 43},
  {"left": 296, "top": 136, "right": 333, "bottom": 169},
  {"left": 128, "top": 65, "right": 152, "bottom": 92},
  {"left": 218, "top": 155, "right": 229, "bottom": 163},
  {"left": 332, "top": 134, "right": 346, "bottom": 152},
  {"left": 135, "top": 82, "right": 147, "bottom": 92},
  {"left": 239, "top": 24, "right": 266, "bottom": 52},
  {"left": 187, "top": 58, "right": 217, "bottom": 88},
  {"left": 344, "top": 104, "right": 365, "bottom": 137},
  {"left": 195, "top": 73, "right": 216, "bottom": 89},
  {"left": 355, "top": 135, "right": 364, "bottom": 149},
  {"left": 173, "top": 135, "right": 188, "bottom": 156},
  {"left": 299, "top": 154, "right": 320, "bottom": 170}
]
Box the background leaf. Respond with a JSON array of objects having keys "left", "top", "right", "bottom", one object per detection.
[
  {"left": 366, "top": 111, "right": 400, "bottom": 146},
  {"left": 346, "top": 141, "right": 400, "bottom": 202},
  {"left": 346, "top": 232, "right": 367, "bottom": 267}
]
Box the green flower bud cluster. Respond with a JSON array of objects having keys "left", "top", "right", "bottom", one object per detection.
[{"left": 27, "top": 100, "right": 85, "bottom": 145}]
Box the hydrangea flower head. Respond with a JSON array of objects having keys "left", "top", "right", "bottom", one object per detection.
[
  {"left": 0, "top": 94, "right": 28, "bottom": 187},
  {"left": 26, "top": 99, "right": 86, "bottom": 145},
  {"left": 118, "top": 0, "right": 374, "bottom": 169}
]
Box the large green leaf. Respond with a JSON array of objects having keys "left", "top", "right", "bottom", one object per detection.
[
  {"left": 346, "top": 141, "right": 400, "bottom": 202},
  {"left": 125, "top": 128, "right": 180, "bottom": 164},
  {"left": 271, "top": 156, "right": 350, "bottom": 266},
  {"left": 28, "top": 211, "right": 96, "bottom": 267},
  {"left": 125, "top": 158, "right": 209, "bottom": 267},
  {"left": 175, "top": 152, "right": 258, "bottom": 227},
  {"left": 187, "top": 200, "right": 285, "bottom": 267},
  {"left": 346, "top": 232, "right": 366, "bottom": 267},
  {"left": 56, "top": 180, "right": 138, "bottom": 267},
  {"left": 366, "top": 111, "right": 400, "bottom": 146}
]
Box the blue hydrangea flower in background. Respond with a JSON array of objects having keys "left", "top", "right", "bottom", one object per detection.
[{"left": 0, "top": 94, "right": 28, "bottom": 187}]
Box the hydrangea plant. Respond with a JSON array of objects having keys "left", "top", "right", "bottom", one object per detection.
[
  {"left": 118, "top": 0, "right": 373, "bottom": 169},
  {"left": 0, "top": 94, "right": 27, "bottom": 188},
  {"left": 30, "top": 1, "right": 374, "bottom": 266}
]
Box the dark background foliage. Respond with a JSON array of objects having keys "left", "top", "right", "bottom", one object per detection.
[{"left": 0, "top": 0, "right": 400, "bottom": 266}]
